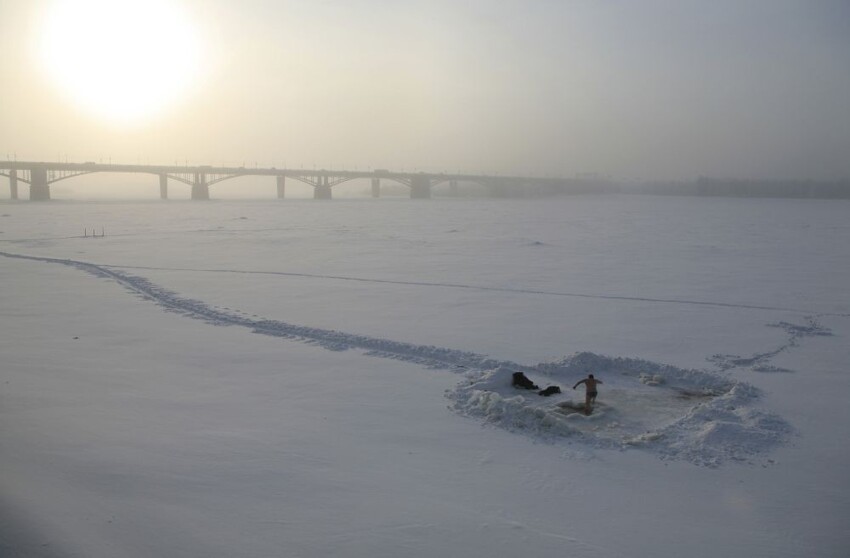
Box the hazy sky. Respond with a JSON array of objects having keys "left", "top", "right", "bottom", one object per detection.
[{"left": 1, "top": 0, "right": 848, "bottom": 181}]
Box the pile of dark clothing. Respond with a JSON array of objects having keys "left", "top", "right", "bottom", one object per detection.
[{"left": 512, "top": 372, "right": 561, "bottom": 397}]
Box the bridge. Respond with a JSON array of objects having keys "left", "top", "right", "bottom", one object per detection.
[{"left": 0, "top": 161, "right": 570, "bottom": 200}]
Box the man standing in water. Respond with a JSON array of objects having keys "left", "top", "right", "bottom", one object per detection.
[{"left": 573, "top": 374, "right": 602, "bottom": 415}]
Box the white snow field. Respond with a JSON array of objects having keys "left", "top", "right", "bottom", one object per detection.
[{"left": 1, "top": 195, "right": 848, "bottom": 557}]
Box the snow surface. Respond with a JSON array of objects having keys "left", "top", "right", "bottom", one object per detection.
[{"left": 1, "top": 195, "right": 848, "bottom": 557}]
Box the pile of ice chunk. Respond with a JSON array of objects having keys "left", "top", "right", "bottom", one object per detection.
[{"left": 447, "top": 352, "right": 791, "bottom": 466}]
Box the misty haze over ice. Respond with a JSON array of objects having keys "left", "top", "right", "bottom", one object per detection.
[{"left": 2, "top": 1, "right": 849, "bottom": 184}]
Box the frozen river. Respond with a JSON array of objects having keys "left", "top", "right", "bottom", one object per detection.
[{"left": 1, "top": 194, "right": 848, "bottom": 557}]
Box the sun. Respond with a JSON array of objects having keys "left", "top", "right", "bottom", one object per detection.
[{"left": 38, "top": 0, "right": 205, "bottom": 125}]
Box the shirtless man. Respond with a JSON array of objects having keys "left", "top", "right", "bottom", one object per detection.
[{"left": 573, "top": 374, "right": 602, "bottom": 415}]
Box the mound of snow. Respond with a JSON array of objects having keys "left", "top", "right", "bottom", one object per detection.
[{"left": 447, "top": 352, "right": 791, "bottom": 466}]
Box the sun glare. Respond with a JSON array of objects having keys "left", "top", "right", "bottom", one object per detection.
[{"left": 39, "top": 0, "right": 205, "bottom": 125}]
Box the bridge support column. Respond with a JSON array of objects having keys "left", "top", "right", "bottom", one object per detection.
[
  {"left": 29, "top": 167, "right": 50, "bottom": 200},
  {"left": 276, "top": 175, "right": 286, "bottom": 199},
  {"left": 159, "top": 173, "right": 168, "bottom": 199},
  {"left": 9, "top": 170, "right": 18, "bottom": 200},
  {"left": 410, "top": 175, "right": 431, "bottom": 199},
  {"left": 371, "top": 177, "right": 380, "bottom": 198},
  {"left": 191, "top": 172, "right": 209, "bottom": 200},
  {"left": 314, "top": 175, "right": 332, "bottom": 199}
]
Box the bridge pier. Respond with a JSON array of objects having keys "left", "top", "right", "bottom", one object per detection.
[
  {"left": 29, "top": 167, "right": 50, "bottom": 200},
  {"left": 191, "top": 172, "right": 209, "bottom": 200},
  {"left": 410, "top": 175, "right": 431, "bottom": 199},
  {"left": 314, "top": 175, "right": 332, "bottom": 199},
  {"left": 276, "top": 175, "right": 286, "bottom": 199},
  {"left": 371, "top": 177, "right": 380, "bottom": 198},
  {"left": 9, "top": 170, "right": 18, "bottom": 199},
  {"left": 159, "top": 173, "right": 168, "bottom": 199}
]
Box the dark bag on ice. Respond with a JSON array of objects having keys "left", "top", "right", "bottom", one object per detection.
[
  {"left": 538, "top": 386, "right": 561, "bottom": 397},
  {"left": 512, "top": 372, "right": 539, "bottom": 390}
]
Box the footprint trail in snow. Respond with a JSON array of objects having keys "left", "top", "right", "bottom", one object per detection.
[{"left": 2, "top": 251, "right": 805, "bottom": 466}]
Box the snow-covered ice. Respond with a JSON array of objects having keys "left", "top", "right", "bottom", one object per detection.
[{"left": 1, "top": 195, "right": 848, "bottom": 557}]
